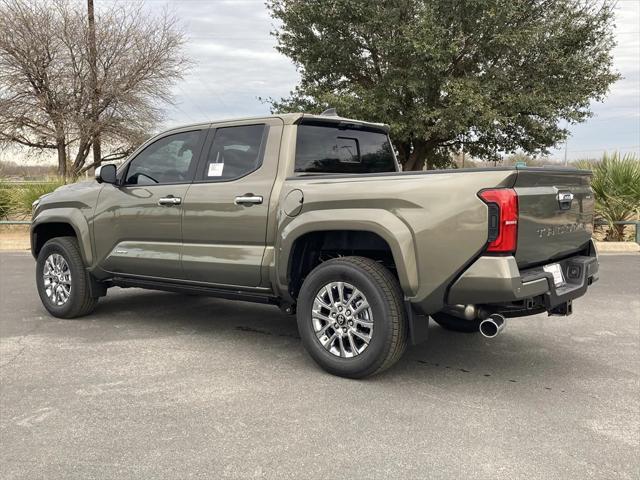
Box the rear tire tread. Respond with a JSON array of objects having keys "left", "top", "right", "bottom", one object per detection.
[
  {"left": 299, "top": 256, "right": 407, "bottom": 378},
  {"left": 346, "top": 257, "right": 407, "bottom": 376}
]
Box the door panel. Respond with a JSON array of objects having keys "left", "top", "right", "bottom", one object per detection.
[
  {"left": 181, "top": 119, "right": 283, "bottom": 287},
  {"left": 94, "top": 184, "right": 190, "bottom": 278},
  {"left": 92, "top": 128, "right": 206, "bottom": 279}
]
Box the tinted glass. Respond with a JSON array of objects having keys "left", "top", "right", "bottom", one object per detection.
[
  {"left": 125, "top": 130, "right": 201, "bottom": 185},
  {"left": 200, "top": 124, "right": 267, "bottom": 181},
  {"left": 295, "top": 124, "right": 396, "bottom": 174}
]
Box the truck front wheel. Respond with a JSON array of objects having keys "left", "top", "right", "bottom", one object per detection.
[
  {"left": 36, "top": 237, "right": 99, "bottom": 319},
  {"left": 296, "top": 256, "right": 407, "bottom": 378}
]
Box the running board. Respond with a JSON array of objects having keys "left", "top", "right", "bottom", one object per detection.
[{"left": 111, "top": 276, "right": 279, "bottom": 306}]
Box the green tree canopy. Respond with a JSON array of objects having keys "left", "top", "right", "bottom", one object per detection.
[{"left": 267, "top": 0, "right": 620, "bottom": 170}]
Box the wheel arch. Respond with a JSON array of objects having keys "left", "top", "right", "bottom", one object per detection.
[
  {"left": 31, "top": 209, "right": 93, "bottom": 265},
  {"left": 274, "top": 209, "right": 418, "bottom": 303}
]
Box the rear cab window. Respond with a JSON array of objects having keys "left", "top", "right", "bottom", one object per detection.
[{"left": 294, "top": 121, "right": 398, "bottom": 174}]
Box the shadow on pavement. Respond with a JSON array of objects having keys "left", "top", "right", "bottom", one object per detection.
[{"left": 77, "top": 287, "right": 600, "bottom": 388}]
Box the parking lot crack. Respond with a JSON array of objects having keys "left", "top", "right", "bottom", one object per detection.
[{"left": 0, "top": 322, "right": 42, "bottom": 370}]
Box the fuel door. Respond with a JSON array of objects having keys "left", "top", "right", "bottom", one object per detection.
[{"left": 283, "top": 189, "right": 304, "bottom": 217}]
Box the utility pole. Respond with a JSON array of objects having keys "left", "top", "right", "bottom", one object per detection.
[
  {"left": 563, "top": 120, "right": 570, "bottom": 166},
  {"left": 87, "top": 0, "right": 100, "bottom": 173}
]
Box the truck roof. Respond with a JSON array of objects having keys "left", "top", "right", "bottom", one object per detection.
[{"left": 163, "top": 112, "right": 390, "bottom": 134}]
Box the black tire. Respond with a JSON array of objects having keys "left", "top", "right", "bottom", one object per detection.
[
  {"left": 36, "top": 236, "right": 99, "bottom": 318},
  {"left": 431, "top": 312, "right": 480, "bottom": 333},
  {"left": 296, "top": 256, "right": 407, "bottom": 379}
]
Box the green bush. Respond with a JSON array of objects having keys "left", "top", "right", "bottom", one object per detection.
[
  {"left": 2, "top": 181, "right": 64, "bottom": 219},
  {"left": 575, "top": 152, "right": 640, "bottom": 241},
  {"left": 0, "top": 183, "right": 10, "bottom": 220}
]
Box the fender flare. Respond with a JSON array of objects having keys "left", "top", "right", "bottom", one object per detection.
[
  {"left": 31, "top": 208, "right": 93, "bottom": 266},
  {"left": 274, "top": 209, "right": 418, "bottom": 301}
]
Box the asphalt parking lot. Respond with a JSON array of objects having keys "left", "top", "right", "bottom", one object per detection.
[{"left": 1, "top": 252, "right": 638, "bottom": 479}]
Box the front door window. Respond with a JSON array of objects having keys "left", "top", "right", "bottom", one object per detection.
[{"left": 125, "top": 130, "right": 201, "bottom": 185}]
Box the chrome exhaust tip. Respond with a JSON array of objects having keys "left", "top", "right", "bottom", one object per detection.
[{"left": 479, "top": 314, "right": 505, "bottom": 338}]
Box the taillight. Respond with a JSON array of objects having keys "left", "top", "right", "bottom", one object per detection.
[{"left": 478, "top": 189, "right": 518, "bottom": 253}]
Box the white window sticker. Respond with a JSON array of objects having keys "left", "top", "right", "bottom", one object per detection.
[{"left": 208, "top": 163, "right": 224, "bottom": 177}]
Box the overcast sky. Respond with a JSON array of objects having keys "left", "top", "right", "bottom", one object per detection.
[
  {"left": 128, "top": 0, "right": 639, "bottom": 162},
  {"left": 90, "top": 0, "right": 640, "bottom": 161}
]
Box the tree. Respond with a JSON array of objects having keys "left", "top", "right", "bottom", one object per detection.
[
  {"left": 267, "top": 0, "right": 620, "bottom": 170},
  {"left": 0, "top": 0, "right": 188, "bottom": 178},
  {"left": 0, "top": 1, "right": 74, "bottom": 178}
]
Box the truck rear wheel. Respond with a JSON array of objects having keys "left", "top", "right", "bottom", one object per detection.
[
  {"left": 296, "top": 256, "right": 407, "bottom": 378},
  {"left": 36, "top": 237, "right": 99, "bottom": 319},
  {"left": 431, "top": 312, "right": 480, "bottom": 333}
]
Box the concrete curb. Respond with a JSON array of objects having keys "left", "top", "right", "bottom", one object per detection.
[
  {"left": 594, "top": 241, "right": 640, "bottom": 253},
  {"left": 0, "top": 232, "right": 30, "bottom": 252},
  {"left": 0, "top": 243, "right": 30, "bottom": 252}
]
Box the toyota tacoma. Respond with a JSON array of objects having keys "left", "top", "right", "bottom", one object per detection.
[{"left": 31, "top": 112, "right": 599, "bottom": 378}]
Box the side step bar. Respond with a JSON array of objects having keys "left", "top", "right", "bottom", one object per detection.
[{"left": 111, "top": 276, "right": 279, "bottom": 306}]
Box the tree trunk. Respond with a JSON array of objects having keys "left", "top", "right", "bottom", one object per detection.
[
  {"left": 404, "top": 140, "right": 428, "bottom": 171},
  {"left": 397, "top": 139, "right": 441, "bottom": 171},
  {"left": 396, "top": 142, "right": 411, "bottom": 170},
  {"left": 56, "top": 137, "right": 67, "bottom": 179},
  {"left": 71, "top": 138, "right": 92, "bottom": 178},
  {"left": 91, "top": 132, "right": 102, "bottom": 174}
]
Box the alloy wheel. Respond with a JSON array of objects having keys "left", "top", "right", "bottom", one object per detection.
[
  {"left": 43, "top": 253, "right": 72, "bottom": 306},
  {"left": 311, "top": 281, "right": 374, "bottom": 358}
]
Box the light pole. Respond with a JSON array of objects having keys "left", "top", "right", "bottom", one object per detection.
[{"left": 87, "top": 0, "right": 100, "bottom": 174}]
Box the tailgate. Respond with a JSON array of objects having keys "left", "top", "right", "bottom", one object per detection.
[{"left": 514, "top": 168, "right": 594, "bottom": 268}]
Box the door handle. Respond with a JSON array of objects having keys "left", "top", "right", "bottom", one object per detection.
[
  {"left": 234, "top": 194, "right": 263, "bottom": 206},
  {"left": 158, "top": 196, "right": 182, "bottom": 206}
]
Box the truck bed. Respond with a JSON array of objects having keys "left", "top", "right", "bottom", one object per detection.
[{"left": 281, "top": 165, "right": 595, "bottom": 313}]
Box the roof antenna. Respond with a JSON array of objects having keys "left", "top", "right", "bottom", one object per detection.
[{"left": 320, "top": 108, "right": 338, "bottom": 116}]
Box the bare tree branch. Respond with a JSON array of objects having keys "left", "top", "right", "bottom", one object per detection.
[{"left": 0, "top": 0, "right": 188, "bottom": 178}]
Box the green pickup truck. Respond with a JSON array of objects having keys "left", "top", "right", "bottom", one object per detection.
[{"left": 31, "top": 112, "right": 599, "bottom": 378}]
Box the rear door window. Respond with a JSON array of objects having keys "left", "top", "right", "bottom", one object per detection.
[
  {"left": 197, "top": 124, "right": 268, "bottom": 181},
  {"left": 295, "top": 124, "right": 397, "bottom": 174}
]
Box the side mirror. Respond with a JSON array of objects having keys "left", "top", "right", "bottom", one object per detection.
[{"left": 95, "top": 164, "right": 117, "bottom": 184}]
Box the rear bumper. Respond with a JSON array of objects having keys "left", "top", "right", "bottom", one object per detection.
[{"left": 447, "top": 241, "right": 599, "bottom": 311}]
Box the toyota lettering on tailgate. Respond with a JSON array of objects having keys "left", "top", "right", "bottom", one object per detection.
[{"left": 537, "top": 222, "right": 589, "bottom": 238}]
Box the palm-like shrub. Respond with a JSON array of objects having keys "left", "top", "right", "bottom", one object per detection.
[
  {"left": 6, "top": 181, "right": 64, "bottom": 219},
  {"left": 575, "top": 153, "right": 640, "bottom": 241},
  {"left": 0, "top": 183, "right": 10, "bottom": 219}
]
